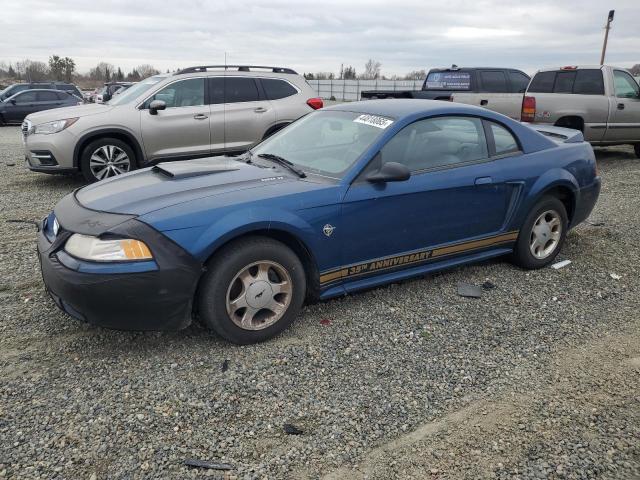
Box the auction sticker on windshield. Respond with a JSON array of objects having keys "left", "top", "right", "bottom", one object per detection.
[{"left": 354, "top": 114, "right": 394, "bottom": 129}]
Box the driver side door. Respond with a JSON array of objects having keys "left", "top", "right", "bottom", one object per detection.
[
  {"left": 140, "top": 78, "right": 211, "bottom": 161},
  {"left": 7, "top": 91, "right": 39, "bottom": 122},
  {"left": 338, "top": 116, "right": 516, "bottom": 286}
]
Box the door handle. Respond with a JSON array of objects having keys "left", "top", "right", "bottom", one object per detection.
[
  {"left": 617, "top": 103, "right": 625, "bottom": 110},
  {"left": 480, "top": 99, "right": 488, "bottom": 106},
  {"left": 475, "top": 176, "right": 493, "bottom": 185},
  {"left": 193, "top": 114, "right": 208, "bottom": 120},
  {"left": 254, "top": 107, "right": 267, "bottom": 113}
]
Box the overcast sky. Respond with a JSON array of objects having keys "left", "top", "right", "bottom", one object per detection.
[{"left": 1, "top": 0, "right": 638, "bottom": 76}]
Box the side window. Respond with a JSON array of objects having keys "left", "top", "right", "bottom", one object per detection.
[
  {"left": 553, "top": 71, "right": 576, "bottom": 93},
  {"left": 37, "top": 91, "right": 59, "bottom": 102},
  {"left": 489, "top": 122, "right": 519, "bottom": 155},
  {"left": 613, "top": 70, "right": 640, "bottom": 98},
  {"left": 508, "top": 71, "right": 530, "bottom": 93},
  {"left": 14, "top": 91, "right": 38, "bottom": 103},
  {"left": 479, "top": 71, "right": 508, "bottom": 93},
  {"left": 261, "top": 78, "right": 297, "bottom": 100},
  {"left": 208, "top": 77, "right": 224, "bottom": 104},
  {"left": 380, "top": 116, "right": 488, "bottom": 172},
  {"left": 147, "top": 78, "right": 205, "bottom": 108},
  {"left": 528, "top": 71, "right": 556, "bottom": 93},
  {"left": 225, "top": 77, "right": 259, "bottom": 103},
  {"left": 573, "top": 69, "right": 605, "bottom": 95}
]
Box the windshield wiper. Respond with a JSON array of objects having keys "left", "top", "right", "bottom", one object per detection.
[{"left": 257, "top": 153, "right": 306, "bottom": 178}]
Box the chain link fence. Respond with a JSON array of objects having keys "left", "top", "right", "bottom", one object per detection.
[{"left": 307, "top": 79, "right": 424, "bottom": 101}]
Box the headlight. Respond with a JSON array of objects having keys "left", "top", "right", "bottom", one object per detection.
[
  {"left": 33, "top": 118, "right": 78, "bottom": 135},
  {"left": 64, "top": 234, "right": 153, "bottom": 262}
]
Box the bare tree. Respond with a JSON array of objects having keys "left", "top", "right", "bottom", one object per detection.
[
  {"left": 135, "top": 64, "right": 160, "bottom": 79},
  {"left": 404, "top": 69, "right": 426, "bottom": 80},
  {"left": 343, "top": 65, "right": 357, "bottom": 80},
  {"left": 361, "top": 59, "right": 382, "bottom": 80},
  {"left": 630, "top": 64, "right": 640, "bottom": 76},
  {"left": 89, "top": 62, "right": 116, "bottom": 81},
  {"left": 15, "top": 60, "right": 49, "bottom": 81}
]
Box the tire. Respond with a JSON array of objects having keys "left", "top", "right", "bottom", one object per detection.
[
  {"left": 511, "top": 196, "right": 568, "bottom": 269},
  {"left": 634, "top": 144, "right": 640, "bottom": 158},
  {"left": 80, "top": 137, "right": 136, "bottom": 183},
  {"left": 197, "top": 236, "right": 306, "bottom": 344}
]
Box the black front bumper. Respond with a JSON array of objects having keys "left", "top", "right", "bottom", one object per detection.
[{"left": 38, "top": 193, "right": 203, "bottom": 331}]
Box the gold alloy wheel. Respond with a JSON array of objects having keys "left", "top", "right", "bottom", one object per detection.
[{"left": 225, "top": 260, "right": 293, "bottom": 330}]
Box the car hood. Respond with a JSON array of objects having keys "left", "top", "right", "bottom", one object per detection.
[
  {"left": 75, "top": 157, "right": 304, "bottom": 216},
  {"left": 25, "top": 103, "right": 112, "bottom": 124}
]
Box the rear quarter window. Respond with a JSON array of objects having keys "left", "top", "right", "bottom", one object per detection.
[
  {"left": 261, "top": 78, "right": 297, "bottom": 100},
  {"left": 479, "top": 71, "right": 508, "bottom": 93},
  {"left": 424, "top": 71, "right": 471, "bottom": 90},
  {"left": 573, "top": 70, "right": 604, "bottom": 95},
  {"left": 528, "top": 71, "right": 556, "bottom": 93}
]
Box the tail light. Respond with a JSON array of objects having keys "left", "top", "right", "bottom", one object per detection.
[
  {"left": 306, "top": 98, "right": 323, "bottom": 110},
  {"left": 521, "top": 96, "right": 536, "bottom": 122}
]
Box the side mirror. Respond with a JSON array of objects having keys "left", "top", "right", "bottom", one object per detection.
[
  {"left": 149, "top": 99, "right": 166, "bottom": 115},
  {"left": 366, "top": 161, "right": 411, "bottom": 183}
]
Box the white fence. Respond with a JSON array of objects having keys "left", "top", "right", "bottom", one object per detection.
[{"left": 307, "top": 79, "right": 423, "bottom": 101}]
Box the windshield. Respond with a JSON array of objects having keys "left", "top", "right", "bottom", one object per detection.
[
  {"left": 251, "top": 110, "right": 392, "bottom": 178},
  {"left": 107, "top": 76, "right": 166, "bottom": 105}
]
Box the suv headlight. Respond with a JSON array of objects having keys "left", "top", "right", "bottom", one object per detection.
[
  {"left": 33, "top": 118, "right": 78, "bottom": 135},
  {"left": 64, "top": 234, "right": 153, "bottom": 262}
]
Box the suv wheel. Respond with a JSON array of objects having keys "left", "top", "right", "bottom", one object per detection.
[
  {"left": 511, "top": 196, "right": 568, "bottom": 269},
  {"left": 197, "top": 236, "right": 306, "bottom": 344},
  {"left": 80, "top": 137, "right": 136, "bottom": 183}
]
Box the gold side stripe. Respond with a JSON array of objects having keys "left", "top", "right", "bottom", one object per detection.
[{"left": 319, "top": 230, "right": 519, "bottom": 285}]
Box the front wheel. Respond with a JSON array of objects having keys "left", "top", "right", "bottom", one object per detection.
[
  {"left": 80, "top": 137, "right": 136, "bottom": 183},
  {"left": 511, "top": 196, "right": 568, "bottom": 269},
  {"left": 197, "top": 237, "right": 306, "bottom": 344}
]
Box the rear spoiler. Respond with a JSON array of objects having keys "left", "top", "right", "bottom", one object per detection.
[{"left": 525, "top": 124, "right": 584, "bottom": 143}]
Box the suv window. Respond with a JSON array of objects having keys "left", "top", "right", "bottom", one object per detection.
[
  {"left": 225, "top": 77, "right": 259, "bottom": 103},
  {"left": 147, "top": 78, "right": 205, "bottom": 108},
  {"left": 208, "top": 77, "right": 224, "bottom": 104},
  {"left": 573, "top": 70, "right": 604, "bottom": 95},
  {"left": 424, "top": 71, "right": 471, "bottom": 90},
  {"left": 261, "top": 78, "right": 297, "bottom": 100},
  {"left": 479, "top": 71, "right": 508, "bottom": 93},
  {"left": 508, "top": 71, "right": 530, "bottom": 93},
  {"left": 613, "top": 70, "right": 640, "bottom": 98},
  {"left": 489, "top": 122, "right": 519, "bottom": 155},
  {"left": 37, "top": 91, "right": 59, "bottom": 101},
  {"left": 14, "top": 91, "right": 38, "bottom": 103},
  {"left": 528, "top": 71, "right": 556, "bottom": 93},
  {"left": 553, "top": 71, "right": 576, "bottom": 93},
  {"left": 381, "top": 116, "right": 488, "bottom": 172}
]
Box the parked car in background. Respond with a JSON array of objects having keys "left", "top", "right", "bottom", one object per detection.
[
  {"left": 0, "top": 89, "right": 83, "bottom": 125},
  {"left": 521, "top": 65, "right": 640, "bottom": 157},
  {"left": 0, "top": 82, "right": 83, "bottom": 102},
  {"left": 22, "top": 65, "right": 323, "bottom": 182},
  {"left": 362, "top": 66, "right": 530, "bottom": 119},
  {"left": 94, "top": 82, "right": 133, "bottom": 103},
  {"left": 37, "top": 100, "right": 600, "bottom": 344}
]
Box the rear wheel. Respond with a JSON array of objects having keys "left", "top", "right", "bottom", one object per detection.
[
  {"left": 197, "top": 237, "right": 306, "bottom": 344},
  {"left": 80, "top": 137, "right": 136, "bottom": 183},
  {"left": 511, "top": 196, "right": 568, "bottom": 269}
]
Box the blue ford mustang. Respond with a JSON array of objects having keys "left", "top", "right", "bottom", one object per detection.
[{"left": 38, "top": 100, "right": 600, "bottom": 344}]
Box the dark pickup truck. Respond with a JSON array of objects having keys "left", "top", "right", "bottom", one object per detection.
[{"left": 361, "top": 67, "right": 531, "bottom": 119}]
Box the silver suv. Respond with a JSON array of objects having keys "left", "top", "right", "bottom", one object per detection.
[{"left": 22, "top": 65, "right": 323, "bottom": 182}]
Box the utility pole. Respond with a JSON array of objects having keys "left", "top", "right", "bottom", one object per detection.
[{"left": 600, "top": 10, "right": 615, "bottom": 65}]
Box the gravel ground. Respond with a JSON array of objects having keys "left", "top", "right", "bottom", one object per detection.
[{"left": 0, "top": 125, "right": 638, "bottom": 479}]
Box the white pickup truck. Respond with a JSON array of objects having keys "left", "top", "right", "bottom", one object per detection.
[{"left": 520, "top": 66, "right": 640, "bottom": 157}]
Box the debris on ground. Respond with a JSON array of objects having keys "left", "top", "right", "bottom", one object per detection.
[
  {"left": 320, "top": 318, "right": 332, "bottom": 326},
  {"left": 481, "top": 281, "right": 496, "bottom": 290},
  {"left": 551, "top": 259, "right": 572, "bottom": 270},
  {"left": 586, "top": 220, "right": 605, "bottom": 226},
  {"left": 610, "top": 273, "right": 622, "bottom": 280},
  {"left": 221, "top": 359, "right": 229, "bottom": 372},
  {"left": 284, "top": 423, "right": 304, "bottom": 435},
  {"left": 184, "top": 458, "right": 234, "bottom": 470},
  {"left": 457, "top": 282, "right": 482, "bottom": 298}
]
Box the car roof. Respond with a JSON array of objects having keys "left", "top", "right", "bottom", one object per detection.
[
  {"left": 326, "top": 99, "right": 494, "bottom": 119},
  {"left": 536, "top": 65, "right": 605, "bottom": 72}
]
